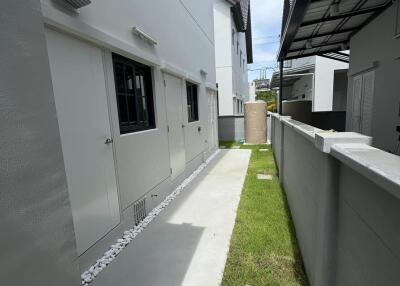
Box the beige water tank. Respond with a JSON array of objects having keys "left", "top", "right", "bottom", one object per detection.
[{"left": 244, "top": 101, "right": 267, "bottom": 144}]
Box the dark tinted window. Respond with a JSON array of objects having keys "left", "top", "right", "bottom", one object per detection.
[
  {"left": 186, "top": 82, "right": 199, "bottom": 122},
  {"left": 112, "top": 54, "right": 155, "bottom": 134}
]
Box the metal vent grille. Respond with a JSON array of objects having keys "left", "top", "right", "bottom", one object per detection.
[
  {"left": 64, "top": 0, "right": 91, "bottom": 9},
  {"left": 133, "top": 197, "right": 147, "bottom": 226}
]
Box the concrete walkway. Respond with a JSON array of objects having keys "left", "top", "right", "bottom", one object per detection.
[{"left": 92, "top": 149, "right": 251, "bottom": 286}]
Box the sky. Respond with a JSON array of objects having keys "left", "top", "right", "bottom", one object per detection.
[{"left": 248, "top": 0, "right": 284, "bottom": 82}]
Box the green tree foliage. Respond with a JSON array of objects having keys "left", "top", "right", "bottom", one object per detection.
[
  {"left": 255, "top": 90, "right": 277, "bottom": 103},
  {"left": 256, "top": 90, "right": 278, "bottom": 112}
]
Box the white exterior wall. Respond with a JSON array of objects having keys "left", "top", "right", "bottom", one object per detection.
[
  {"left": 314, "top": 56, "right": 348, "bottom": 111},
  {"left": 347, "top": 4, "right": 400, "bottom": 152},
  {"left": 39, "top": 0, "right": 219, "bottom": 265},
  {"left": 214, "top": 0, "right": 249, "bottom": 115},
  {"left": 291, "top": 74, "right": 313, "bottom": 100},
  {"left": 283, "top": 56, "right": 348, "bottom": 112}
]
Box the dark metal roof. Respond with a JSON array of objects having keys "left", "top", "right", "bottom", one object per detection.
[
  {"left": 230, "top": 0, "right": 253, "bottom": 63},
  {"left": 270, "top": 64, "right": 315, "bottom": 88},
  {"left": 278, "top": 0, "right": 393, "bottom": 61}
]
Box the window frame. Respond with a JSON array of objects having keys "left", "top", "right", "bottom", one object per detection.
[
  {"left": 112, "top": 53, "right": 156, "bottom": 134},
  {"left": 395, "top": 0, "right": 400, "bottom": 39},
  {"left": 186, "top": 81, "right": 199, "bottom": 123}
]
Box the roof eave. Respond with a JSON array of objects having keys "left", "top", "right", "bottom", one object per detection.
[
  {"left": 246, "top": 4, "right": 253, "bottom": 64},
  {"left": 277, "top": 0, "right": 310, "bottom": 61}
]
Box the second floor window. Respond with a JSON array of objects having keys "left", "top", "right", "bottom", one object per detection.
[{"left": 186, "top": 82, "right": 199, "bottom": 122}]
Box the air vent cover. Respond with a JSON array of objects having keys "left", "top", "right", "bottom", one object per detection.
[
  {"left": 133, "top": 197, "right": 147, "bottom": 226},
  {"left": 64, "top": 0, "right": 91, "bottom": 9}
]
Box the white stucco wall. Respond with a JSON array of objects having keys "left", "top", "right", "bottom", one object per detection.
[
  {"left": 291, "top": 74, "right": 313, "bottom": 100},
  {"left": 347, "top": 4, "right": 400, "bottom": 152},
  {"left": 214, "top": 0, "right": 249, "bottom": 115},
  {"left": 1, "top": 1, "right": 80, "bottom": 284},
  {"left": 39, "top": 0, "right": 219, "bottom": 265},
  {"left": 314, "top": 56, "right": 349, "bottom": 112}
]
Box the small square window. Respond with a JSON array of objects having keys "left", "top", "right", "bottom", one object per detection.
[
  {"left": 112, "top": 54, "right": 156, "bottom": 134},
  {"left": 186, "top": 82, "right": 199, "bottom": 122}
]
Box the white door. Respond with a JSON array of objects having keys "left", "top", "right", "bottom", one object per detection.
[
  {"left": 46, "top": 29, "right": 120, "bottom": 255},
  {"left": 351, "top": 75, "right": 363, "bottom": 132},
  {"left": 164, "top": 73, "right": 186, "bottom": 179},
  {"left": 208, "top": 90, "right": 218, "bottom": 150},
  {"left": 361, "top": 71, "right": 375, "bottom": 135},
  {"left": 350, "top": 71, "right": 375, "bottom": 135}
]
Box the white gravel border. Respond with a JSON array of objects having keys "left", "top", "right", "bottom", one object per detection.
[{"left": 81, "top": 150, "right": 220, "bottom": 285}]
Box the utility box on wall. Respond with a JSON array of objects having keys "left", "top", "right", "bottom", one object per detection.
[{"left": 244, "top": 101, "right": 267, "bottom": 144}]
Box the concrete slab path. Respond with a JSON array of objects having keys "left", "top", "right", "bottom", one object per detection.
[{"left": 92, "top": 149, "right": 251, "bottom": 286}]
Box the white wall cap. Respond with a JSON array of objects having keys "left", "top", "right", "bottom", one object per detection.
[
  {"left": 331, "top": 143, "right": 400, "bottom": 199},
  {"left": 282, "top": 118, "right": 322, "bottom": 142},
  {"left": 315, "top": 132, "right": 372, "bottom": 153}
]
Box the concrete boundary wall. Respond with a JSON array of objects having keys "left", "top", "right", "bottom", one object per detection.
[
  {"left": 218, "top": 115, "right": 245, "bottom": 141},
  {"left": 270, "top": 112, "right": 400, "bottom": 286}
]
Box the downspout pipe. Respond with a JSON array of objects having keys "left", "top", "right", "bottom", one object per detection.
[{"left": 279, "top": 59, "right": 283, "bottom": 114}]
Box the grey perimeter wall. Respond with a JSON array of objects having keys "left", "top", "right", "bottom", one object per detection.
[
  {"left": 270, "top": 113, "right": 400, "bottom": 286},
  {"left": 0, "top": 1, "right": 80, "bottom": 285},
  {"left": 218, "top": 115, "right": 245, "bottom": 141},
  {"left": 218, "top": 115, "right": 271, "bottom": 142}
]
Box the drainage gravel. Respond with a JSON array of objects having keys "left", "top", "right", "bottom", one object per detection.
[{"left": 81, "top": 150, "right": 220, "bottom": 285}]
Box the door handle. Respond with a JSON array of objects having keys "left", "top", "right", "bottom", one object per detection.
[
  {"left": 182, "top": 124, "right": 186, "bottom": 128},
  {"left": 104, "top": 137, "right": 113, "bottom": 145}
]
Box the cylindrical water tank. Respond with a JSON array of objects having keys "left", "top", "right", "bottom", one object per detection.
[{"left": 244, "top": 101, "right": 267, "bottom": 144}]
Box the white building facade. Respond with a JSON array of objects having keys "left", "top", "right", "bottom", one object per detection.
[
  {"left": 214, "top": 0, "right": 253, "bottom": 115},
  {"left": 1, "top": 0, "right": 219, "bottom": 284}
]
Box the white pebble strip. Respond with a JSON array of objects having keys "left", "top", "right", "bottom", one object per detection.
[{"left": 81, "top": 150, "right": 220, "bottom": 285}]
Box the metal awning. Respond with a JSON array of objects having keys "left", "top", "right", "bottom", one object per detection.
[
  {"left": 278, "top": 0, "right": 393, "bottom": 61},
  {"left": 270, "top": 64, "right": 315, "bottom": 88}
]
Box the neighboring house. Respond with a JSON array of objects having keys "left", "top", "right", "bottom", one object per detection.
[
  {"left": 254, "top": 78, "right": 271, "bottom": 90},
  {"left": 214, "top": 0, "right": 253, "bottom": 115},
  {"left": 277, "top": 0, "right": 400, "bottom": 153},
  {"left": 249, "top": 78, "right": 271, "bottom": 102},
  {"left": 270, "top": 55, "right": 349, "bottom": 112},
  {"left": 1, "top": 0, "right": 219, "bottom": 284}
]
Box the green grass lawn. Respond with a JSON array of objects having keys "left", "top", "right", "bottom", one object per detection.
[{"left": 220, "top": 141, "right": 308, "bottom": 286}]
